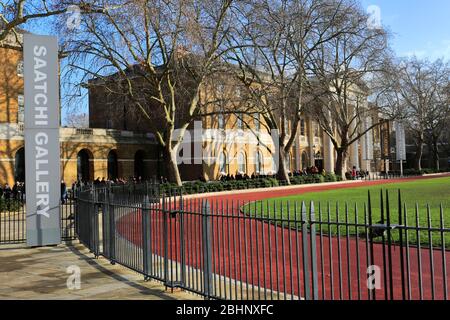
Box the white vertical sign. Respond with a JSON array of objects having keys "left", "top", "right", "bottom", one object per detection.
[
  {"left": 395, "top": 121, "right": 406, "bottom": 161},
  {"left": 24, "top": 34, "right": 61, "bottom": 247}
]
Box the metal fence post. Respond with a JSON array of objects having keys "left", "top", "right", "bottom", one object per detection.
[
  {"left": 142, "top": 195, "right": 151, "bottom": 280},
  {"left": 301, "top": 202, "right": 311, "bottom": 300},
  {"left": 90, "top": 189, "right": 100, "bottom": 258},
  {"left": 309, "top": 202, "right": 319, "bottom": 300},
  {"left": 202, "top": 200, "right": 213, "bottom": 299},
  {"left": 109, "top": 191, "right": 116, "bottom": 264},
  {"left": 163, "top": 194, "right": 169, "bottom": 286},
  {"left": 179, "top": 194, "right": 186, "bottom": 287}
]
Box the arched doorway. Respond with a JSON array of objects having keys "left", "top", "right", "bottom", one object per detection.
[
  {"left": 301, "top": 151, "right": 309, "bottom": 170},
  {"left": 134, "top": 150, "right": 146, "bottom": 179},
  {"left": 14, "top": 148, "right": 25, "bottom": 182},
  {"left": 77, "top": 149, "right": 93, "bottom": 182},
  {"left": 107, "top": 150, "right": 118, "bottom": 180},
  {"left": 315, "top": 151, "right": 324, "bottom": 172}
]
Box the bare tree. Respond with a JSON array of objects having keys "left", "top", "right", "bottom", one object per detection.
[
  {"left": 307, "top": 2, "right": 390, "bottom": 178},
  {"left": 61, "top": 0, "right": 235, "bottom": 185},
  {"left": 380, "top": 58, "right": 450, "bottom": 171},
  {"left": 64, "top": 112, "right": 89, "bottom": 128},
  {"left": 225, "top": 0, "right": 363, "bottom": 182}
]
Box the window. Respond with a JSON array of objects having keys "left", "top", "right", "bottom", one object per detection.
[
  {"left": 217, "top": 84, "right": 225, "bottom": 95},
  {"left": 300, "top": 118, "right": 306, "bottom": 136},
  {"left": 285, "top": 154, "right": 291, "bottom": 172},
  {"left": 301, "top": 152, "right": 309, "bottom": 170},
  {"left": 238, "top": 152, "right": 246, "bottom": 173},
  {"left": 219, "top": 152, "right": 228, "bottom": 174},
  {"left": 284, "top": 118, "right": 289, "bottom": 132},
  {"left": 218, "top": 114, "right": 225, "bottom": 129},
  {"left": 255, "top": 150, "right": 264, "bottom": 174},
  {"left": 17, "top": 61, "right": 24, "bottom": 77},
  {"left": 18, "top": 94, "right": 24, "bottom": 106},
  {"left": 17, "top": 94, "right": 24, "bottom": 123},
  {"left": 254, "top": 113, "right": 260, "bottom": 132},
  {"left": 314, "top": 122, "right": 320, "bottom": 137},
  {"left": 237, "top": 115, "right": 244, "bottom": 130}
]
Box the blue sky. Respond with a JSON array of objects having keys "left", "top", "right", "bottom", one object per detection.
[{"left": 361, "top": 0, "right": 450, "bottom": 60}]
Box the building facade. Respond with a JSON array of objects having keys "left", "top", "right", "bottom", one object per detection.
[{"left": 0, "top": 31, "right": 388, "bottom": 186}]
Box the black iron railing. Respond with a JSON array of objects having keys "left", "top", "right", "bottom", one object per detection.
[
  {"left": 0, "top": 192, "right": 77, "bottom": 244},
  {"left": 75, "top": 185, "right": 449, "bottom": 301}
]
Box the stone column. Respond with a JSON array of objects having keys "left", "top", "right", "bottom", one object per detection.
[
  {"left": 351, "top": 140, "right": 360, "bottom": 170},
  {"left": 325, "top": 134, "right": 334, "bottom": 173},
  {"left": 308, "top": 118, "right": 316, "bottom": 167}
]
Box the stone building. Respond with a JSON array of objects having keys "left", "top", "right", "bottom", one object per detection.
[
  {"left": 87, "top": 64, "right": 387, "bottom": 181},
  {"left": 0, "top": 30, "right": 388, "bottom": 186}
]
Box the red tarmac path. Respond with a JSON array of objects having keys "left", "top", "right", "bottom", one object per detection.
[{"left": 116, "top": 174, "right": 450, "bottom": 300}]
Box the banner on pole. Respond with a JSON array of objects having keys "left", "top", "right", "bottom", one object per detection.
[{"left": 394, "top": 121, "right": 406, "bottom": 161}]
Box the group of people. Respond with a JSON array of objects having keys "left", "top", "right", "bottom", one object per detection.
[
  {"left": 71, "top": 176, "right": 146, "bottom": 191},
  {"left": 217, "top": 166, "right": 326, "bottom": 182},
  {"left": 218, "top": 172, "right": 277, "bottom": 182},
  {"left": 0, "top": 182, "right": 25, "bottom": 202},
  {"left": 348, "top": 166, "right": 370, "bottom": 180},
  {"left": 290, "top": 166, "right": 322, "bottom": 176}
]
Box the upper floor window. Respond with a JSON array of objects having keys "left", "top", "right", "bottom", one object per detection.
[
  {"left": 254, "top": 113, "right": 260, "bottom": 132},
  {"left": 218, "top": 114, "right": 225, "bottom": 129},
  {"left": 300, "top": 118, "right": 306, "bottom": 136},
  {"left": 284, "top": 118, "right": 289, "bottom": 132},
  {"left": 219, "top": 151, "right": 228, "bottom": 174},
  {"left": 217, "top": 84, "right": 225, "bottom": 96},
  {"left": 17, "top": 61, "right": 24, "bottom": 77},
  {"left": 236, "top": 114, "right": 244, "bottom": 130},
  {"left": 314, "top": 122, "right": 320, "bottom": 137},
  {"left": 18, "top": 94, "right": 24, "bottom": 123},
  {"left": 18, "top": 94, "right": 24, "bottom": 107}
]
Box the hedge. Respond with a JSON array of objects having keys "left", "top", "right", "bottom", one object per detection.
[{"left": 159, "top": 173, "right": 341, "bottom": 196}]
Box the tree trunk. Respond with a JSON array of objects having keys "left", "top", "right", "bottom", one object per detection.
[
  {"left": 277, "top": 147, "right": 290, "bottom": 183},
  {"left": 335, "top": 148, "right": 347, "bottom": 180},
  {"left": 162, "top": 145, "right": 182, "bottom": 186},
  {"left": 414, "top": 141, "right": 423, "bottom": 171},
  {"left": 433, "top": 138, "right": 440, "bottom": 171}
]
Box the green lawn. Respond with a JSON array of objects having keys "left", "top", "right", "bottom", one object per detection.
[{"left": 243, "top": 177, "right": 450, "bottom": 247}]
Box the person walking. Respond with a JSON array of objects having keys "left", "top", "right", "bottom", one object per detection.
[{"left": 61, "top": 180, "right": 67, "bottom": 204}]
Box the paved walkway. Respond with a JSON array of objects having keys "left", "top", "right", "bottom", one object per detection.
[{"left": 0, "top": 242, "right": 199, "bottom": 300}]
